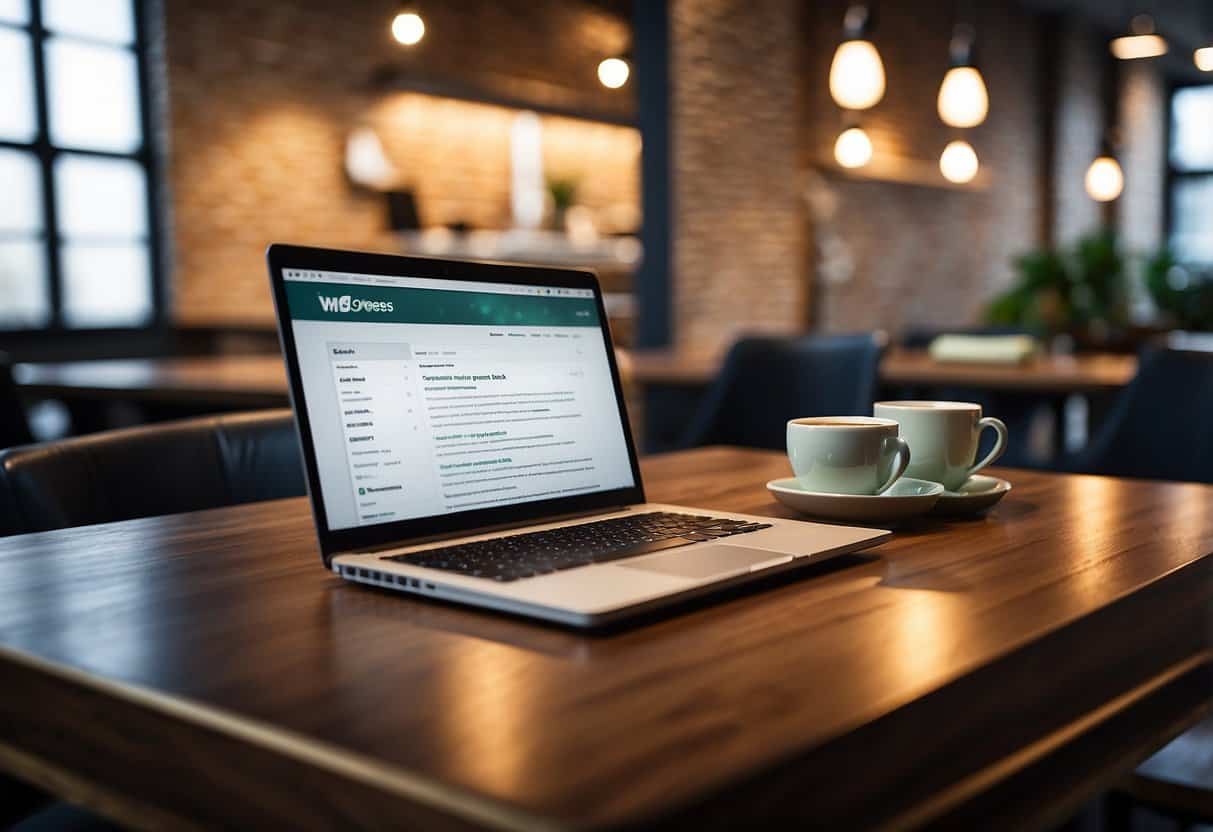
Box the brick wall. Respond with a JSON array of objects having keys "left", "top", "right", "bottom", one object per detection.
[
  {"left": 1053, "top": 18, "right": 1106, "bottom": 246},
  {"left": 667, "top": 1, "right": 1166, "bottom": 351},
  {"left": 1117, "top": 60, "right": 1166, "bottom": 254},
  {"left": 803, "top": 0, "right": 1044, "bottom": 336},
  {"left": 162, "top": 0, "right": 636, "bottom": 325},
  {"left": 669, "top": 0, "right": 808, "bottom": 352}
]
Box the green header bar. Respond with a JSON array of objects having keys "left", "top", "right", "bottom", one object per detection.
[{"left": 285, "top": 281, "right": 600, "bottom": 327}]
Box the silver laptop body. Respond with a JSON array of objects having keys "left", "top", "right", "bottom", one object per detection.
[{"left": 267, "top": 245, "right": 888, "bottom": 627}]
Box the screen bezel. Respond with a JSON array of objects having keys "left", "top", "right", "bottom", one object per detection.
[{"left": 266, "top": 243, "right": 646, "bottom": 566}]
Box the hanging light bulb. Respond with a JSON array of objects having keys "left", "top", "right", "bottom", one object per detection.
[
  {"left": 828, "top": 5, "right": 886, "bottom": 110},
  {"left": 1110, "top": 14, "right": 1168, "bottom": 60},
  {"left": 391, "top": 6, "right": 425, "bottom": 45},
  {"left": 937, "top": 24, "right": 988, "bottom": 128},
  {"left": 834, "top": 125, "right": 873, "bottom": 169},
  {"left": 1197, "top": 46, "right": 1213, "bottom": 71},
  {"left": 1085, "top": 155, "right": 1124, "bottom": 202},
  {"left": 597, "top": 56, "right": 630, "bottom": 89},
  {"left": 940, "top": 140, "right": 979, "bottom": 184}
]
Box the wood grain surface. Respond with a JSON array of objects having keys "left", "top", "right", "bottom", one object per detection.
[{"left": 1, "top": 447, "right": 1211, "bottom": 830}]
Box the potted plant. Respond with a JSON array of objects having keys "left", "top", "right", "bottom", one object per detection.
[
  {"left": 1143, "top": 248, "right": 1213, "bottom": 332},
  {"left": 987, "top": 229, "right": 1130, "bottom": 347}
]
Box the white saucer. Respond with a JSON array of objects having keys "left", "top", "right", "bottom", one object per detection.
[
  {"left": 928, "top": 475, "right": 1012, "bottom": 517},
  {"left": 766, "top": 477, "right": 944, "bottom": 525}
]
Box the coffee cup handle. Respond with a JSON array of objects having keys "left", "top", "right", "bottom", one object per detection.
[
  {"left": 967, "top": 417, "right": 1008, "bottom": 479},
  {"left": 876, "top": 436, "right": 911, "bottom": 495}
]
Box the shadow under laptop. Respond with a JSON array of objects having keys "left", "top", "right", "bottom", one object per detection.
[{"left": 329, "top": 551, "right": 884, "bottom": 658}]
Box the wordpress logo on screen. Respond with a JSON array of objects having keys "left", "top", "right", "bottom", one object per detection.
[{"left": 317, "top": 294, "right": 394, "bottom": 313}]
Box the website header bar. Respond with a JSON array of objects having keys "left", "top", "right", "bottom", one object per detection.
[{"left": 283, "top": 269, "right": 595, "bottom": 299}]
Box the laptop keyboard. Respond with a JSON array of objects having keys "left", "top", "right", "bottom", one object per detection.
[{"left": 381, "top": 511, "right": 772, "bottom": 582}]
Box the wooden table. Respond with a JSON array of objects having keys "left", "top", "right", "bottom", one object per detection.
[
  {"left": 13, "top": 355, "right": 292, "bottom": 409},
  {"left": 3, "top": 447, "right": 1212, "bottom": 830},
  {"left": 13, "top": 348, "right": 1139, "bottom": 411},
  {"left": 627, "top": 347, "right": 1140, "bottom": 394}
]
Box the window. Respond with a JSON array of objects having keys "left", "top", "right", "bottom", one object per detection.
[
  {"left": 0, "top": 0, "right": 160, "bottom": 331},
  {"left": 1167, "top": 84, "right": 1213, "bottom": 265}
]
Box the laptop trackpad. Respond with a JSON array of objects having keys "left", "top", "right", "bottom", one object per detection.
[{"left": 619, "top": 544, "right": 791, "bottom": 580}]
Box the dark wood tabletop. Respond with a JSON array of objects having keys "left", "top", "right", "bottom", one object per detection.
[{"left": 2, "top": 447, "right": 1212, "bottom": 830}]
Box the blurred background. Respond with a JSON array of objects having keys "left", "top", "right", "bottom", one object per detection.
[{"left": 1, "top": 0, "right": 1211, "bottom": 463}]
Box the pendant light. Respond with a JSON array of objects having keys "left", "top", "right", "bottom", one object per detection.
[
  {"left": 939, "top": 139, "right": 979, "bottom": 184},
  {"left": 1110, "top": 14, "right": 1167, "bottom": 59},
  {"left": 834, "top": 124, "right": 873, "bottom": 169},
  {"left": 391, "top": 5, "right": 425, "bottom": 46},
  {"left": 597, "top": 54, "right": 631, "bottom": 89},
  {"left": 937, "top": 24, "right": 988, "bottom": 128},
  {"left": 1085, "top": 135, "right": 1124, "bottom": 202},
  {"left": 1197, "top": 5, "right": 1213, "bottom": 70},
  {"left": 1198, "top": 45, "right": 1213, "bottom": 71},
  {"left": 828, "top": 4, "right": 886, "bottom": 111}
]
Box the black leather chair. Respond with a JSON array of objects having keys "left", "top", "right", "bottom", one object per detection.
[
  {"left": 1, "top": 350, "right": 34, "bottom": 451},
  {"left": 678, "top": 333, "right": 886, "bottom": 451},
  {"left": 0, "top": 409, "right": 306, "bottom": 536},
  {"left": 1067, "top": 345, "right": 1213, "bottom": 483}
]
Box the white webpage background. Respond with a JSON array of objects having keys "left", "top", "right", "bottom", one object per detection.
[{"left": 291, "top": 317, "right": 635, "bottom": 531}]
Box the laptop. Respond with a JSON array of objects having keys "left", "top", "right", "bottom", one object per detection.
[{"left": 267, "top": 244, "right": 890, "bottom": 627}]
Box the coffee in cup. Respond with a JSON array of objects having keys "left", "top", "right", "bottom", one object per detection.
[
  {"left": 872, "top": 401, "right": 1007, "bottom": 491},
  {"left": 786, "top": 416, "right": 911, "bottom": 495}
]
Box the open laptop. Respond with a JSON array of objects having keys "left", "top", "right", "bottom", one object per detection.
[{"left": 267, "top": 244, "right": 890, "bottom": 627}]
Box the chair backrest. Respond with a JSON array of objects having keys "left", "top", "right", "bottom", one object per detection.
[
  {"left": 681, "top": 333, "right": 886, "bottom": 450},
  {"left": 0, "top": 352, "right": 33, "bottom": 451},
  {"left": 1074, "top": 346, "right": 1213, "bottom": 483},
  {"left": 0, "top": 409, "right": 306, "bottom": 536}
]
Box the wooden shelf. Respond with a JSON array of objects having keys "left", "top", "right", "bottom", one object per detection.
[
  {"left": 813, "top": 153, "right": 992, "bottom": 191},
  {"left": 369, "top": 66, "right": 636, "bottom": 127}
]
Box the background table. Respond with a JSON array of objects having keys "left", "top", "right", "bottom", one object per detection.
[
  {"left": 626, "top": 347, "right": 1139, "bottom": 393},
  {"left": 14, "top": 355, "right": 291, "bottom": 409},
  {"left": 2, "top": 448, "right": 1212, "bottom": 830}
]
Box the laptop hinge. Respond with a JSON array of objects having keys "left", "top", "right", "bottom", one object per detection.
[{"left": 337, "top": 504, "right": 635, "bottom": 557}]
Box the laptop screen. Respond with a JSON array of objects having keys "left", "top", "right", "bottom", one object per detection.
[{"left": 281, "top": 267, "right": 637, "bottom": 532}]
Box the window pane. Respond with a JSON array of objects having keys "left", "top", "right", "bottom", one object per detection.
[
  {"left": 1171, "top": 86, "right": 1213, "bottom": 172},
  {"left": 0, "top": 149, "right": 42, "bottom": 233},
  {"left": 45, "top": 37, "right": 141, "bottom": 152},
  {"left": 54, "top": 154, "right": 147, "bottom": 238},
  {"left": 61, "top": 241, "right": 151, "bottom": 327},
  {"left": 1170, "top": 176, "right": 1213, "bottom": 264},
  {"left": 0, "top": 26, "right": 36, "bottom": 142},
  {"left": 42, "top": 0, "right": 134, "bottom": 44},
  {"left": 0, "top": 239, "right": 50, "bottom": 329},
  {"left": 0, "top": 0, "right": 27, "bottom": 24}
]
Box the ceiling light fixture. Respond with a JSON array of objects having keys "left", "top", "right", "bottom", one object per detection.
[
  {"left": 1085, "top": 153, "right": 1124, "bottom": 203},
  {"left": 1110, "top": 14, "right": 1168, "bottom": 60},
  {"left": 828, "top": 4, "right": 886, "bottom": 111},
  {"left": 937, "top": 23, "right": 989, "bottom": 128},
  {"left": 597, "top": 55, "right": 630, "bottom": 89},
  {"left": 834, "top": 124, "right": 873, "bottom": 169},
  {"left": 1197, "top": 45, "right": 1213, "bottom": 71},
  {"left": 1197, "top": 5, "right": 1213, "bottom": 71},
  {"left": 939, "top": 139, "right": 979, "bottom": 184},
  {"left": 391, "top": 6, "right": 425, "bottom": 46}
]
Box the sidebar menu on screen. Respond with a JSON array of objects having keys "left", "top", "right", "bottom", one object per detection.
[{"left": 328, "top": 341, "right": 437, "bottom": 524}]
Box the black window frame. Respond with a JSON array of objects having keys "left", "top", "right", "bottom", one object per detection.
[
  {"left": 1164, "top": 80, "right": 1213, "bottom": 266},
  {"left": 0, "top": 0, "right": 166, "bottom": 335}
]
